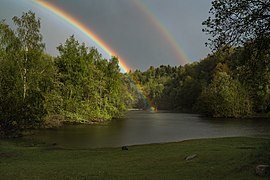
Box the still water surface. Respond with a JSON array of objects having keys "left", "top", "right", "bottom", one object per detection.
[{"left": 26, "top": 111, "right": 270, "bottom": 148}]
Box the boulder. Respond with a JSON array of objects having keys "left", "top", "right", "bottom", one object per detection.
[{"left": 255, "top": 165, "right": 270, "bottom": 176}]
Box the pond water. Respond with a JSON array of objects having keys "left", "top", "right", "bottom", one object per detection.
[{"left": 25, "top": 111, "right": 270, "bottom": 148}]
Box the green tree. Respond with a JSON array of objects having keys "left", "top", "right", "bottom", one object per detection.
[
  {"left": 203, "top": 0, "right": 270, "bottom": 49},
  {"left": 0, "top": 11, "right": 54, "bottom": 136},
  {"left": 175, "top": 75, "right": 201, "bottom": 111},
  {"left": 229, "top": 40, "right": 270, "bottom": 113},
  {"left": 102, "top": 57, "right": 131, "bottom": 117},
  {"left": 56, "top": 36, "right": 129, "bottom": 122},
  {"left": 203, "top": 1, "right": 270, "bottom": 114},
  {"left": 196, "top": 72, "right": 252, "bottom": 117},
  {"left": 56, "top": 36, "right": 98, "bottom": 121}
]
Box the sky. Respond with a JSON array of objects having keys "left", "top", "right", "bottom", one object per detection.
[{"left": 0, "top": 0, "right": 212, "bottom": 71}]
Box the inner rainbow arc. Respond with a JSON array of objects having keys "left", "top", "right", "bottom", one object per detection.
[
  {"left": 34, "top": 0, "right": 158, "bottom": 110},
  {"left": 35, "top": 0, "right": 131, "bottom": 73}
]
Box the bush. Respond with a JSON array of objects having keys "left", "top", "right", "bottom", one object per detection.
[{"left": 195, "top": 72, "right": 252, "bottom": 117}]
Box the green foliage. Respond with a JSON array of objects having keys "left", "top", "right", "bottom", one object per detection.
[
  {"left": 129, "top": 65, "right": 177, "bottom": 110},
  {"left": 229, "top": 39, "right": 270, "bottom": 113},
  {"left": 175, "top": 75, "right": 201, "bottom": 110},
  {"left": 128, "top": 45, "right": 263, "bottom": 117},
  {"left": 196, "top": 72, "right": 252, "bottom": 117},
  {"left": 203, "top": 0, "right": 270, "bottom": 49},
  {"left": 0, "top": 12, "right": 130, "bottom": 136},
  {"left": 200, "top": 0, "right": 270, "bottom": 115},
  {"left": 0, "top": 11, "right": 51, "bottom": 136},
  {"left": 56, "top": 36, "right": 130, "bottom": 122}
]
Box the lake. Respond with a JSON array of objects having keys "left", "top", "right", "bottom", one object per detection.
[{"left": 25, "top": 111, "right": 270, "bottom": 148}]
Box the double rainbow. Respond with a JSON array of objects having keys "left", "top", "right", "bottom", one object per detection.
[{"left": 34, "top": 0, "right": 188, "bottom": 109}]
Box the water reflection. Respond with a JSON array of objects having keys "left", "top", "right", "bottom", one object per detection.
[{"left": 25, "top": 111, "right": 270, "bottom": 148}]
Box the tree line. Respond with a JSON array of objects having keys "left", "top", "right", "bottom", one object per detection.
[
  {"left": 129, "top": 45, "right": 269, "bottom": 117},
  {"left": 0, "top": 11, "right": 131, "bottom": 137},
  {"left": 128, "top": 0, "right": 270, "bottom": 117}
]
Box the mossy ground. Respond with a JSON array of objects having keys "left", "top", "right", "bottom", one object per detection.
[{"left": 0, "top": 137, "right": 269, "bottom": 179}]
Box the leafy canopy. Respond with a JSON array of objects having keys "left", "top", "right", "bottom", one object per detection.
[{"left": 203, "top": 0, "right": 270, "bottom": 49}]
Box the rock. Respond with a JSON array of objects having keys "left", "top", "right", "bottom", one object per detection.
[
  {"left": 122, "top": 146, "right": 128, "bottom": 150},
  {"left": 256, "top": 165, "right": 270, "bottom": 176},
  {"left": 185, "top": 154, "right": 197, "bottom": 161}
]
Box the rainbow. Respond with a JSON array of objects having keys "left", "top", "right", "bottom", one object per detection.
[
  {"left": 133, "top": 0, "right": 189, "bottom": 64},
  {"left": 34, "top": 0, "right": 131, "bottom": 72},
  {"left": 34, "top": 0, "right": 185, "bottom": 110}
]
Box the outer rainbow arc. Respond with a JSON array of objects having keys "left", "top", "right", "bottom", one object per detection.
[
  {"left": 35, "top": 0, "right": 131, "bottom": 73},
  {"left": 133, "top": 0, "right": 190, "bottom": 65}
]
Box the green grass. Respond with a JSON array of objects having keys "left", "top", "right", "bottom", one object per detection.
[{"left": 0, "top": 137, "right": 269, "bottom": 179}]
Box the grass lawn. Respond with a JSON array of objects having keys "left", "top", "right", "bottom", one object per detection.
[{"left": 0, "top": 137, "right": 269, "bottom": 179}]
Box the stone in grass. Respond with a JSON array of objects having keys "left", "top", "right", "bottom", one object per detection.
[
  {"left": 256, "top": 165, "right": 270, "bottom": 177},
  {"left": 185, "top": 154, "right": 198, "bottom": 161},
  {"left": 122, "top": 146, "right": 128, "bottom": 151}
]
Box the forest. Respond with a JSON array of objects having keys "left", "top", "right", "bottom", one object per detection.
[
  {"left": 1, "top": 0, "right": 270, "bottom": 137},
  {"left": 129, "top": 0, "right": 270, "bottom": 117}
]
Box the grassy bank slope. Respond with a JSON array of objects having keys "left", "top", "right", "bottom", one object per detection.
[{"left": 0, "top": 137, "right": 269, "bottom": 179}]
